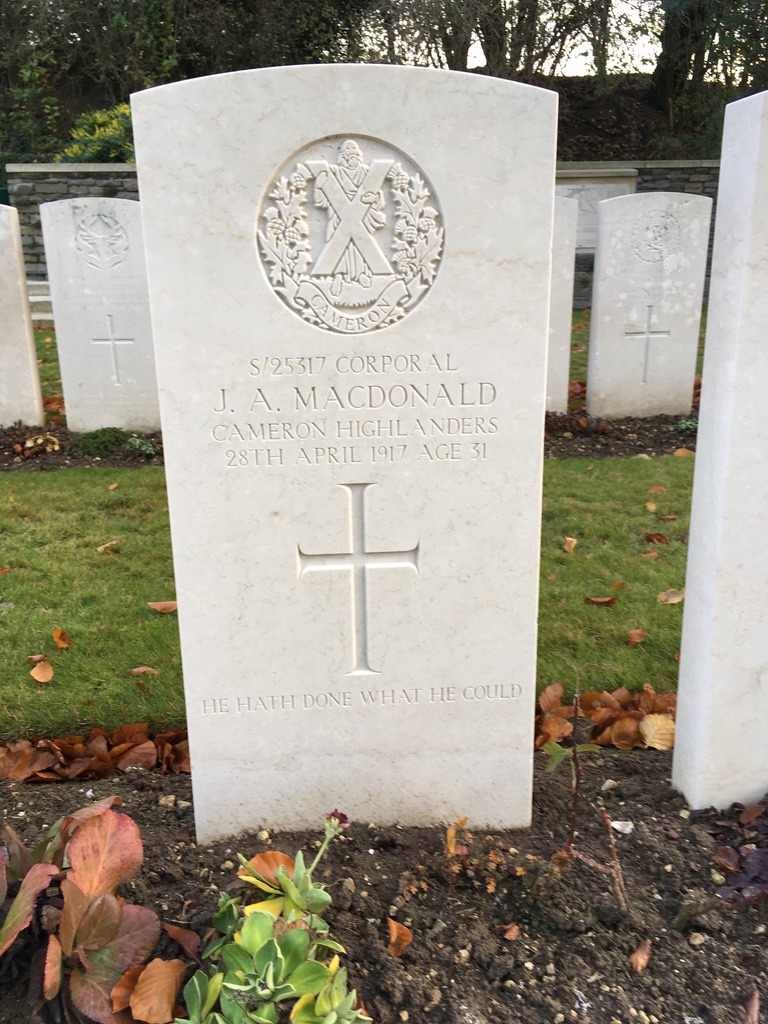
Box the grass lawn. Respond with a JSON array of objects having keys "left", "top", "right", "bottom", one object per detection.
[{"left": 0, "top": 323, "right": 697, "bottom": 739}]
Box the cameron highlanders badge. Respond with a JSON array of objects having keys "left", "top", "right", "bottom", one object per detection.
[{"left": 257, "top": 136, "right": 444, "bottom": 334}]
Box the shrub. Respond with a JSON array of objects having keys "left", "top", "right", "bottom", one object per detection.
[{"left": 54, "top": 103, "right": 134, "bottom": 163}]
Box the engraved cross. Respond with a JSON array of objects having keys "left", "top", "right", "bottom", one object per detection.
[
  {"left": 91, "top": 314, "right": 134, "bottom": 386},
  {"left": 308, "top": 160, "right": 393, "bottom": 277},
  {"left": 624, "top": 303, "right": 670, "bottom": 384},
  {"left": 298, "top": 483, "right": 420, "bottom": 676}
]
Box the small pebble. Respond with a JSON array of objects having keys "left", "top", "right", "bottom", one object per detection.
[
  {"left": 601, "top": 779, "right": 619, "bottom": 792},
  {"left": 664, "top": 863, "right": 674, "bottom": 873},
  {"left": 524, "top": 961, "right": 534, "bottom": 971},
  {"left": 220, "top": 860, "right": 234, "bottom": 870},
  {"left": 456, "top": 949, "right": 470, "bottom": 963},
  {"left": 177, "top": 799, "right": 192, "bottom": 810},
  {"left": 399, "top": 1012, "right": 409, "bottom": 1022},
  {"left": 546, "top": 963, "right": 556, "bottom": 976},
  {"left": 257, "top": 829, "right": 270, "bottom": 841},
  {"left": 755, "top": 925, "right": 766, "bottom": 935},
  {"left": 688, "top": 931, "right": 707, "bottom": 947},
  {"left": 678, "top": 808, "right": 691, "bottom": 819},
  {"left": 710, "top": 869, "right": 726, "bottom": 885},
  {"left": 158, "top": 794, "right": 175, "bottom": 808}
]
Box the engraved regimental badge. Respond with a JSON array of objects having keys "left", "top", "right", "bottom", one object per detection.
[
  {"left": 257, "top": 136, "right": 444, "bottom": 334},
  {"left": 631, "top": 211, "right": 680, "bottom": 264},
  {"left": 75, "top": 214, "right": 129, "bottom": 270}
]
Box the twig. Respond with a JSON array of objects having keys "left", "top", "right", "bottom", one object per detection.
[{"left": 597, "top": 806, "right": 630, "bottom": 915}]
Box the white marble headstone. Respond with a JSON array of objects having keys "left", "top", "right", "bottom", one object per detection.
[
  {"left": 132, "top": 66, "right": 557, "bottom": 842},
  {"left": 0, "top": 206, "right": 44, "bottom": 427},
  {"left": 40, "top": 198, "right": 160, "bottom": 433},
  {"left": 547, "top": 197, "right": 578, "bottom": 413},
  {"left": 673, "top": 92, "right": 768, "bottom": 810},
  {"left": 586, "top": 192, "right": 711, "bottom": 419},
  {"left": 555, "top": 170, "right": 636, "bottom": 251}
]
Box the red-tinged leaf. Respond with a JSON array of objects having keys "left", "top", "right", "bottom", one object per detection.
[
  {"left": 30, "top": 662, "right": 54, "bottom": 683},
  {"left": 612, "top": 581, "right": 626, "bottom": 590},
  {"left": 44, "top": 933, "right": 63, "bottom": 1001},
  {"left": 129, "top": 958, "right": 187, "bottom": 1023},
  {"left": 60, "top": 879, "right": 91, "bottom": 957},
  {"left": 648, "top": 485, "right": 666, "bottom": 494},
  {"left": 53, "top": 628, "right": 72, "bottom": 649},
  {"left": 66, "top": 810, "right": 143, "bottom": 899},
  {"left": 501, "top": 922, "right": 521, "bottom": 941},
  {"left": 740, "top": 802, "right": 768, "bottom": 826},
  {"left": 75, "top": 894, "right": 121, "bottom": 950},
  {"left": 238, "top": 851, "right": 295, "bottom": 888},
  {"left": 0, "top": 863, "right": 58, "bottom": 956},
  {"left": 584, "top": 596, "right": 618, "bottom": 606},
  {"left": 163, "top": 923, "right": 201, "bottom": 961},
  {"left": 59, "top": 796, "right": 124, "bottom": 847},
  {"left": 3, "top": 747, "right": 59, "bottom": 782},
  {"left": 387, "top": 917, "right": 413, "bottom": 958},
  {"left": 713, "top": 845, "right": 741, "bottom": 873},
  {"left": 629, "top": 937, "right": 652, "bottom": 972},
  {"left": 0, "top": 567, "right": 10, "bottom": 574},
  {"left": 136, "top": 681, "right": 149, "bottom": 694},
  {"left": 147, "top": 601, "right": 177, "bottom": 614},
  {"left": 610, "top": 686, "right": 633, "bottom": 708},
  {"left": 126, "top": 666, "right": 159, "bottom": 676},
  {"left": 111, "top": 964, "right": 144, "bottom": 1011},
  {"left": 627, "top": 629, "right": 647, "bottom": 648},
  {"left": 538, "top": 681, "right": 563, "bottom": 714},
  {"left": 644, "top": 533, "right": 669, "bottom": 544}
]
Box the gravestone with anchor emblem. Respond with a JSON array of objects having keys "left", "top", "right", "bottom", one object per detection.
[
  {"left": 586, "top": 191, "right": 711, "bottom": 419},
  {"left": 132, "top": 65, "right": 557, "bottom": 841},
  {"left": 40, "top": 197, "right": 160, "bottom": 432}
]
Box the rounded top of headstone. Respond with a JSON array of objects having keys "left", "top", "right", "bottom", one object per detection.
[{"left": 256, "top": 134, "right": 444, "bottom": 334}]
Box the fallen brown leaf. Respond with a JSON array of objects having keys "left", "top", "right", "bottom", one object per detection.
[
  {"left": 584, "top": 596, "right": 618, "bottom": 606},
  {"left": 639, "top": 550, "right": 659, "bottom": 560},
  {"left": 147, "top": 602, "right": 178, "bottom": 614},
  {"left": 135, "top": 681, "right": 149, "bottom": 693},
  {"left": 563, "top": 537, "right": 577, "bottom": 555},
  {"left": 645, "top": 502, "right": 657, "bottom": 511},
  {"left": 52, "top": 628, "right": 72, "bottom": 649},
  {"left": 627, "top": 629, "right": 647, "bottom": 648},
  {"left": 612, "top": 581, "right": 626, "bottom": 590},
  {"left": 501, "top": 923, "right": 521, "bottom": 941},
  {"left": 30, "top": 663, "right": 54, "bottom": 683},
  {"left": 107, "top": 482, "right": 118, "bottom": 490},
  {"left": 644, "top": 533, "right": 670, "bottom": 545},
  {"left": 657, "top": 513, "right": 678, "bottom": 521},
  {"left": 673, "top": 448, "right": 695, "bottom": 457},
  {"left": 0, "top": 567, "right": 10, "bottom": 575},
  {"left": 26, "top": 654, "right": 49, "bottom": 665},
  {"left": 658, "top": 589, "right": 685, "bottom": 605},
  {"left": 126, "top": 667, "right": 160, "bottom": 676},
  {"left": 538, "top": 681, "right": 564, "bottom": 714},
  {"left": 629, "top": 937, "right": 652, "bottom": 972},
  {"left": 639, "top": 714, "right": 675, "bottom": 751},
  {"left": 648, "top": 486, "right": 666, "bottom": 494},
  {"left": 97, "top": 540, "right": 119, "bottom": 553},
  {"left": 387, "top": 918, "right": 413, "bottom": 958}
]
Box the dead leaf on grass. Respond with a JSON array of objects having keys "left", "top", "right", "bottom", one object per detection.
[
  {"left": 26, "top": 654, "right": 49, "bottom": 665},
  {"left": 52, "top": 628, "right": 72, "bottom": 649},
  {"left": 640, "top": 550, "right": 659, "bottom": 560},
  {"left": 658, "top": 589, "right": 685, "bottom": 604},
  {"left": 649, "top": 486, "right": 666, "bottom": 494},
  {"left": 126, "top": 667, "right": 160, "bottom": 676},
  {"left": 147, "top": 602, "right": 178, "bottom": 614},
  {"left": 563, "top": 537, "right": 577, "bottom": 555},
  {"left": 107, "top": 482, "right": 118, "bottom": 491},
  {"left": 629, "top": 937, "right": 652, "bottom": 972},
  {"left": 657, "top": 513, "right": 679, "bottom": 521},
  {"left": 612, "top": 581, "right": 626, "bottom": 590},
  {"left": 627, "top": 629, "right": 647, "bottom": 648},
  {"left": 584, "top": 596, "right": 618, "bottom": 606},
  {"left": 30, "top": 663, "right": 54, "bottom": 683},
  {"left": 97, "top": 540, "right": 119, "bottom": 553},
  {"left": 387, "top": 918, "right": 413, "bottom": 958},
  {"left": 645, "top": 502, "right": 657, "bottom": 512},
  {"left": 645, "top": 533, "right": 670, "bottom": 545},
  {"left": 0, "top": 568, "right": 10, "bottom": 575}
]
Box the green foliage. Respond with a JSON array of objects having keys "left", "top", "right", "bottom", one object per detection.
[
  {"left": 176, "top": 815, "right": 371, "bottom": 1024},
  {"left": 76, "top": 426, "right": 132, "bottom": 456},
  {"left": 0, "top": 52, "right": 63, "bottom": 159},
  {"left": 676, "top": 418, "right": 698, "bottom": 434},
  {"left": 54, "top": 103, "right": 134, "bottom": 163},
  {"left": 542, "top": 740, "right": 601, "bottom": 775},
  {"left": 126, "top": 434, "right": 159, "bottom": 456}
]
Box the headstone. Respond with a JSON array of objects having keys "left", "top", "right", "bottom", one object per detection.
[
  {"left": 586, "top": 192, "right": 711, "bottom": 419},
  {"left": 547, "top": 197, "right": 578, "bottom": 413},
  {"left": 555, "top": 170, "right": 636, "bottom": 251},
  {"left": 132, "top": 65, "right": 557, "bottom": 841},
  {"left": 40, "top": 197, "right": 160, "bottom": 433},
  {"left": 673, "top": 92, "right": 768, "bottom": 810},
  {"left": 0, "top": 206, "right": 44, "bottom": 426}
]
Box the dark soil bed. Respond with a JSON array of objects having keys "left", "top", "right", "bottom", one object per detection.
[
  {"left": 0, "top": 413, "right": 696, "bottom": 472},
  {"left": 2, "top": 750, "right": 766, "bottom": 1023}
]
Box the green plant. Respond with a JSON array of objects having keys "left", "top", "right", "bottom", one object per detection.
[
  {"left": 176, "top": 813, "right": 371, "bottom": 1024},
  {"left": 76, "top": 426, "right": 131, "bottom": 457},
  {"left": 126, "top": 435, "right": 159, "bottom": 456},
  {"left": 676, "top": 418, "right": 698, "bottom": 434},
  {"left": 0, "top": 796, "right": 183, "bottom": 1021},
  {"left": 54, "top": 102, "right": 134, "bottom": 163}
]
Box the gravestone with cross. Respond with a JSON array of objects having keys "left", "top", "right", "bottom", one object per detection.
[
  {"left": 40, "top": 198, "right": 160, "bottom": 433},
  {"left": 586, "top": 192, "right": 711, "bottom": 419},
  {"left": 132, "top": 65, "right": 557, "bottom": 841},
  {"left": 0, "top": 205, "right": 44, "bottom": 427}
]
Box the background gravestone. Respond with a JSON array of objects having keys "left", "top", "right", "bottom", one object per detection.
[
  {"left": 586, "top": 192, "right": 711, "bottom": 419},
  {"left": 673, "top": 91, "right": 768, "bottom": 810},
  {"left": 40, "top": 197, "right": 160, "bottom": 433},
  {"left": 0, "top": 205, "right": 44, "bottom": 427},
  {"left": 547, "top": 196, "right": 578, "bottom": 414},
  {"left": 132, "top": 65, "right": 557, "bottom": 842}
]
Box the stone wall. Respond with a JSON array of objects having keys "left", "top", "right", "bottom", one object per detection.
[
  {"left": 6, "top": 160, "right": 720, "bottom": 287},
  {"left": 5, "top": 164, "right": 137, "bottom": 279}
]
